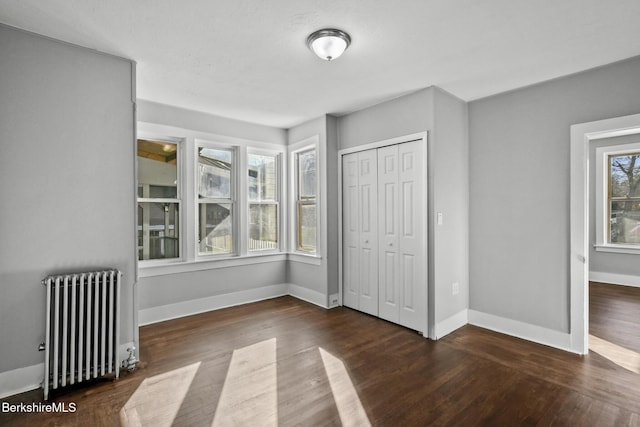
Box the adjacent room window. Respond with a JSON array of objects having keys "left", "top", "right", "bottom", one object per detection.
[
  {"left": 607, "top": 150, "right": 640, "bottom": 244},
  {"left": 595, "top": 142, "right": 640, "bottom": 253},
  {"left": 248, "top": 152, "right": 280, "bottom": 251},
  {"left": 198, "top": 146, "right": 235, "bottom": 256},
  {"left": 137, "top": 139, "right": 181, "bottom": 261},
  {"left": 295, "top": 148, "right": 318, "bottom": 253}
]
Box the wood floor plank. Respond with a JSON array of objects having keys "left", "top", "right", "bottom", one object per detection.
[{"left": 2, "top": 293, "right": 640, "bottom": 426}]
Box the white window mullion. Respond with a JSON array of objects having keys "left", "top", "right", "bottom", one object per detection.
[{"left": 237, "top": 146, "right": 248, "bottom": 256}]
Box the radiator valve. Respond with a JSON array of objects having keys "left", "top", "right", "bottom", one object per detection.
[{"left": 123, "top": 346, "right": 138, "bottom": 371}]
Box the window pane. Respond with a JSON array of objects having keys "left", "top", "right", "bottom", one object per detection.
[
  {"left": 298, "top": 150, "right": 316, "bottom": 198},
  {"left": 137, "top": 202, "right": 179, "bottom": 260},
  {"left": 248, "top": 154, "right": 277, "bottom": 201},
  {"left": 198, "top": 147, "right": 233, "bottom": 199},
  {"left": 199, "top": 203, "right": 233, "bottom": 255},
  {"left": 610, "top": 153, "right": 640, "bottom": 198},
  {"left": 249, "top": 204, "right": 278, "bottom": 251},
  {"left": 137, "top": 140, "right": 178, "bottom": 198},
  {"left": 610, "top": 200, "right": 640, "bottom": 244},
  {"left": 297, "top": 202, "right": 316, "bottom": 252}
]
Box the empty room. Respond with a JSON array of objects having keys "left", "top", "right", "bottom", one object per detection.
[{"left": 1, "top": 1, "right": 640, "bottom": 426}]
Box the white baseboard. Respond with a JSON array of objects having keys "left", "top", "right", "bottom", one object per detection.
[
  {"left": 288, "top": 283, "right": 329, "bottom": 308},
  {"left": 434, "top": 309, "right": 468, "bottom": 339},
  {"left": 589, "top": 271, "right": 640, "bottom": 288},
  {"left": 468, "top": 309, "right": 577, "bottom": 354},
  {"left": 328, "top": 293, "right": 340, "bottom": 309},
  {"left": 138, "top": 283, "right": 289, "bottom": 326},
  {"left": 0, "top": 341, "right": 137, "bottom": 400},
  {"left": 0, "top": 363, "right": 43, "bottom": 400}
]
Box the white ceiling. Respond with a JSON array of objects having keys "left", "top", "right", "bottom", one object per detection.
[{"left": 1, "top": 0, "right": 640, "bottom": 128}]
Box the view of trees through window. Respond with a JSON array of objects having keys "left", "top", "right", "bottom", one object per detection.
[{"left": 609, "top": 152, "right": 640, "bottom": 244}]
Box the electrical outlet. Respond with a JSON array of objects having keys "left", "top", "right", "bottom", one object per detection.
[{"left": 452, "top": 282, "right": 459, "bottom": 295}]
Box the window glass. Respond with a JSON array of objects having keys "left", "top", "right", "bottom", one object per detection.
[
  {"left": 609, "top": 153, "right": 640, "bottom": 244},
  {"left": 298, "top": 202, "right": 317, "bottom": 252},
  {"left": 298, "top": 150, "right": 317, "bottom": 199},
  {"left": 248, "top": 154, "right": 277, "bottom": 201},
  {"left": 199, "top": 148, "right": 232, "bottom": 199},
  {"left": 249, "top": 204, "right": 278, "bottom": 250},
  {"left": 137, "top": 139, "right": 180, "bottom": 261},
  {"left": 295, "top": 148, "right": 317, "bottom": 253},
  {"left": 198, "top": 203, "right": 233, "bottom": 255},
  {"left": 137, "top": 202, "right": 179, "bottom": 260}
]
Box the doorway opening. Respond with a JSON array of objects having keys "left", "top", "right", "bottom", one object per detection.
[{"left": 570, "top": 113, "right": 640, "bottom": 355}]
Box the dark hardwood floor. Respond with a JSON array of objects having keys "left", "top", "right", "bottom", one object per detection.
[
  {"left": 2, "top": 288, "right": 640, "bottom": 426},
  {"left": 590, "top": 281, "right": 640, "bottom": 354}
]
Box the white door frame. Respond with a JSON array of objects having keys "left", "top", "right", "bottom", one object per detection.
[
  {"left": 569, "top": 113, "right": 640, "bottom": 354},
  {"left": 337, "top": 132, "right": 429, "bottom": 336}
]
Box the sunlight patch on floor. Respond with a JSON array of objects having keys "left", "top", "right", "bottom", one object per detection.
[
  {"left": 212, "top": 338, "right": 278, "bottom": 426},
  {"left": 590, "top": 334, "right": 640, "bottom": 374},
  {"left": 119, "top": 362, "right": 201, "bottom": 427},
  {"left": 319, "top": 347, "right": 372, "bottom": 427}
]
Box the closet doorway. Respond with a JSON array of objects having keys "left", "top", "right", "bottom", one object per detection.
[{"left": 340, "top": 135, "right": 427, "bottom": 333}]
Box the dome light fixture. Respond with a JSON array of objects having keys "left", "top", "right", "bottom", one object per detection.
[{"left": 306, "top": 28, "right": 351, "bottom": 61}]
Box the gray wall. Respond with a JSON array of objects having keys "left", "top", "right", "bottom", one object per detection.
[
  {"left": 336, "top": 87, "right": 470, "bottom": 332},
  {"left": 0, "top": 25, "right": 136, "bottom": 373},
  {"left": 589, "top": 134, "right": 640, "bottom": 277},
  {"left": 469, "top": 56, "right": 640, "bottom": 333},
  {"left": 136, "top": 101, "right": 289, "bottom": 310},
  {"left": 286, "top": 116, "right": 329, "bottom": 297},
  {"left": 432, "top": 89, "right": 469, "bottom": 325},
  {"left": 138, "top": 263, "right": 286, "bottom": 310}
]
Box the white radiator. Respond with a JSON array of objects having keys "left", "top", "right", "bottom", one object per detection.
[{"left": 41, "top": 269, "right": 121, "bottom": 400}]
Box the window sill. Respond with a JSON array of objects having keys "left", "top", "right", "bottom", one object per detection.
[
  {"left": 288, "top": 252, "right": 322, "bottom": 265},
  {"left": 594, "top": 244, "right": 640, "bottom": 255},
  {"left": 139, "top": 253, "right": 289, "bottom": 278}
]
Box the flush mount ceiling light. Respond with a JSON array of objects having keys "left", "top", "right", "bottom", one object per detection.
[{"left": 306, "top": 28, "right": 351, "bottom": 61}]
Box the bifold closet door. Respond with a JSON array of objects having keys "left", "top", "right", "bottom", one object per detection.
[
  {"left": 342, "top": 140, "right": 425, "bottom": 332},
  {"left": 377, "top": 141, "right": 424, "bottom": 331},
  {"left": 342, "top": 150, "right": 379, "bottom": 316}
]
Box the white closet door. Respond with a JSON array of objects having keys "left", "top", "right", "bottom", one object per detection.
[
  {"left": 342, "top": 140, "right": 425, "bottom": 332},
  {"left": 342, "top": 151, "right": 378, "bottom": 315},
  {"left": 397, "top": 141, "right": 424, "bottom": 331},
  {"left": 342, "top": 153, "right": 360, "bottom": 310},
  {"left": 357, "top": 149, "right": 378, "bottom": 315},
  {"left": 377, "top": 145, "right": 400, "bottom": 323}
]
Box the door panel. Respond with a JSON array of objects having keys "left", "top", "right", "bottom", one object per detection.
[
  {"left": 378, "top": 145, "right": 399, "bottom": 323},
  {"left": 342, "top": 153, "right": 359, "bottom": 310},
  {"left": 342, "top": 150, "right": 378, "bottom": 316},
  {"left": 397, "top": 141, "right": 424, "bottom": 331},
  {"left": 357, "top": 149, "right": 378, "bottom": 314}
]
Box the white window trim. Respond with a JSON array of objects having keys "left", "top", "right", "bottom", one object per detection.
[
  {"left": 195, "top": 140, "right": 239, "bottom": 259},
  {"left": 137, "top": 135, "right": 185, "bottom": 267},
  {"left": 289, "top": 136, "right": 321, "bottom": 258},
  {"left": 247, "top": 148, "right": 284, "bottom": 255},
  {"left": 594, "top": 141, "right": 640, "bottom": 255},
  {"left": 137, "top": 121, "right": 287, "bottom": 275}
]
